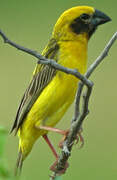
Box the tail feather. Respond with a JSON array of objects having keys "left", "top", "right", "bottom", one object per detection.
[{"left": 15, "top": 149, "right": 23, "bottom": 176}]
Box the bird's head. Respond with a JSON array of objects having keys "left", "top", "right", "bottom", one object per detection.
[{"left": 53, "top": 6, "right": 111, "bottom": 41}]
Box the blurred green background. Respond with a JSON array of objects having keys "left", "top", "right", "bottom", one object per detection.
[{"left": 0, "top": 0, "right": 117, "bottom": 179}]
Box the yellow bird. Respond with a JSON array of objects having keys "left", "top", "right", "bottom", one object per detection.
[{"left": 11, "top": 6, "right": 111, "bottom": 174}]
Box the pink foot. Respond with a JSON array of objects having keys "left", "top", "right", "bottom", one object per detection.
[
  {"left": 50, "top": 159, "right": 69, "bottom": 175},
  {"left": 58, "top": 128, "right": 84, "bottom": 149}
]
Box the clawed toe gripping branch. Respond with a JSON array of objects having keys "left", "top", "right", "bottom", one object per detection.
[{"left": 0, "top": 29, "right": 117, "bottom": 179}]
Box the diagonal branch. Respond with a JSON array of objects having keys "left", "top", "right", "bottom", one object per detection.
[{"left": 0, "top": 29, "right": 92, "bottom": 88}]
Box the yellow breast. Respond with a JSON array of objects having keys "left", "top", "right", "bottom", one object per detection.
[{"left": 27, "top": 36, "right": 87, "bottom": 126}]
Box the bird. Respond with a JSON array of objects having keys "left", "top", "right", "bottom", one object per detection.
[{"left": 10, "top": 6, "right": 111, "bottom": 175}]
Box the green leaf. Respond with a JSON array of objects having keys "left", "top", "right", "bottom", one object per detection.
[
  {"left": 50, "top": 175, "right": 63, "bottom": 180},
  {"left": 54, "top": 176, "right": 62, "bottom": 180},
  {"left": 0, "top": 126, "right": 8, "bottom": 156}
]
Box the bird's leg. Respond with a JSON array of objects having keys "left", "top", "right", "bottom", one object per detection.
[
  {"left": 43, "top": 134, "right": 58, "bottom": 159},
  {"left": 38, "top": 125, "right": 69, "bottom": 147},
  {"left": 42, "top": 134, "right": 69, "bottom": 174},
  {"left": 39, "top": 125, "right": 68, "bottom": 136},
  {"left": 37, "top": 125, "right": 84, "bottom": 148}
]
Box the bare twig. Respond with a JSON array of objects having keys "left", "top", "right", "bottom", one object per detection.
[{"left": 0, "top": 29, "right": 117, "bottom": 179}]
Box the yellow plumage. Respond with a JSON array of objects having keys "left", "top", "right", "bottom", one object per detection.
[
  {"left": 18, "top": 35, "right": 88, "bottom": 158},
  {"left": 18, "top": 7, "right": 91, "bottom": 159},
  {"left": 11, "top": 5, "right": 111, "bottom": 173}
]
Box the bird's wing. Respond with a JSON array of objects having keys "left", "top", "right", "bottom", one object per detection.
[{"left": 11, "top": 38, "right": 59, "bottom": 134}]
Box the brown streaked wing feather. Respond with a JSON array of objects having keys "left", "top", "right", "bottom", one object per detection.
[{"left": 11, "top": 38, "right": 59, "bottom": 134}]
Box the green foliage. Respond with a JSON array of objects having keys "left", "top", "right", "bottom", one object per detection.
[
  {"left": 53, "top": 176, "right": 63, "bottom": 180},
  {"left": 50, "top": 175, "right": 63, "bottom": 180},
  {"left": 0, "top": 127, "right": 19, "bottom": 180},
  {"left": 0, "top": 126, "right": 62, "bottom": 180}
]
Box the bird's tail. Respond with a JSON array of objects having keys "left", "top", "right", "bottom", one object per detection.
[{"left": 15, "top": 149, "right": 23, "bottom": 176}]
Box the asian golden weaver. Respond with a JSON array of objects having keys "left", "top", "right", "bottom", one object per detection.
[{"left": 11, "top": 6, "right": 111, "bottom": 174}]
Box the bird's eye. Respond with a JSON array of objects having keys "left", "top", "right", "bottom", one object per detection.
[{"left": 80, "top": 13, "right": 91, "bottom": 22}]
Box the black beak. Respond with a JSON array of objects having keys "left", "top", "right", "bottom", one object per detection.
[{"left": 92, "top": 9, "right": 111, "bottom": 26}]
